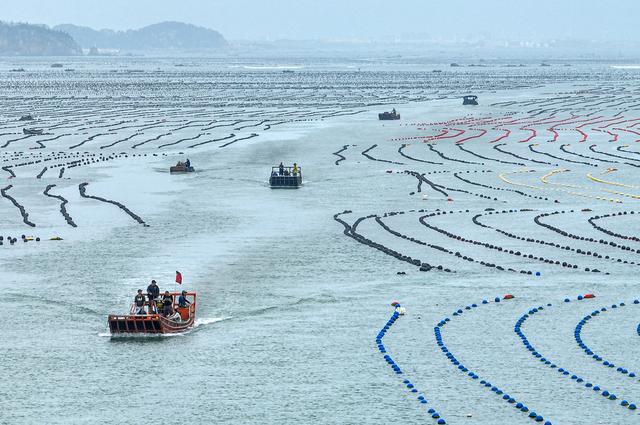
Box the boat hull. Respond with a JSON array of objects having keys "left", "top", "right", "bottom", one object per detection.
[
  {"left": 23, "top": 128, "right": 43, "bottom": 135},
  {"left": 108, "top": 313, "right": 195, "bottom": 334},
  {"left": 378, "top": 113, "right": 400, "bottom": 120},
  {"left": 170, "top": 165, "right": 195, "bottom": 173},
  {"left": 269, "top": 175, "right": 302, "bottom": 188}
]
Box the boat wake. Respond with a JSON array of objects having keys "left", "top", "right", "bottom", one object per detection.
[
  {"left": 97, "top": 316, "right": 229, "bottom": 338},
  {"left": 194, "top": 316, "right": 229, "bottom": 327}
]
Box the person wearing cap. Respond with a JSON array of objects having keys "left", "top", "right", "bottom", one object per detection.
[
  {"left": 147, "top": 280, "right": 160, "bottom": 313},
  {"left": 162, "top": 291, "right": 174, "bottom": 317},
  {"left": 134, "top": 289, "right": 146, "bottom": 315},
  {"left": 178, "top": 290, "right": 191, "bottom": 308}
]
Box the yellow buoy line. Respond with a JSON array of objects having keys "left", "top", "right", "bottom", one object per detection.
[
  {"left": 586, "top": 170, "right": 639, "bottom": 190},
  {"left": 499, "top": 169, "right": 622, "bottom": 203}
]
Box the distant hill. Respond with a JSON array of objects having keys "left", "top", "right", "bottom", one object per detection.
[
  {"left": 55, "top": 21, "right": 228, "bottom": 51},
  {"left": 0, "top": 22, "right": 81, "bottom": 56}
]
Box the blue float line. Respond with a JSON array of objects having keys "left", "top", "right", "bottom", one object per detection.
[
  {"left": 377, "top": 306, "right": 447, "bottom": 424},
  {"left": 575, "top": 299, "right": 640, "bottom": 381},
  {"left": 435, "top": 296, "right": 553, "bottom": 425},
  {"left": 515, "top": 295, "right": 638, "bottom": 412}
]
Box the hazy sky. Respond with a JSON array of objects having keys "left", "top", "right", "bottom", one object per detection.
[{"left": 1, "top": 0, "right": 638, "bottom": 41}]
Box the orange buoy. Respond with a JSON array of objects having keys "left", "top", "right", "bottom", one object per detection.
[
  {"left": 503, "top": 294, "right": 515, "bottom": 300},
  {"left": 584, "top": 293, "right": 595, "bottom": 299}
]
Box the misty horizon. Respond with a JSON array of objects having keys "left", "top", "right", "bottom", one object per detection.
[{"left": 2, "top": 0, "right": 639, "bottom": 43}]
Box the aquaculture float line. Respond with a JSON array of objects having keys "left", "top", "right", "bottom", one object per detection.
[
  {"left": 1, "top": 184, "right": 35, "bottom": 227},
  {"left": 36, "top": 166, "right": 47, "bottom": 179},
  {"left": 376, "top": 304, "right": 447, "bottom": 424},
  {"left": 78, "top": 182, "right": 148, "bottom": 226},
  {"left": 515, "top": 295, "right": 638, "bottom": 412},
  {"left": 362, "top": 144, "right": 404, "bottom": 165},
  {"left": 333, "top": 210, "right": 451, "bottom": 273},
  {"left": 456, "top": 144, "right": 524, "bottom": 166},
  {"left": 398, "top": 144, "right": 444, "bottom": 165},
  {"left": 574, "top": 299, "right": 640, "bottom": 381},
  {"left": 44, "top": 184, "right": 76, "bottom": 227},
  {"left": 475, "top": 209, "right": 628, "bottom": 271},
  {"left": 377, "top": 209, "right": 535, "bottom": 274},
  {"left": 587, "top": 211, "right": 640, "bottom": 242},
  {"left": 332, "top": 145, "right": 349, "bottom": 165},
  {"left": 427, "top": 143, "right": 483, "bottom": 166},
  {"left": 453, "top": 171, "right": 553, "bottom": 202},
  {"left": 534, "top": 211, "right": 640, "bottom": 255},
  {"left": 419, "top": 210, "right": 580, "bottom": 274},
  {"left": 2, "top": 165, "right": 16, "bottom": 178},
  {"left": 435, "top": 295, "right": 553, "bottom": 424}
]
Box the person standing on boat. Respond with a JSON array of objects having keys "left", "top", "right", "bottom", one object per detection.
[
  {"left": 147, "top": 280, "right": 160, "bottom": 313},
  {"left": 185, "top": 159, "right": 191, "bottom": 168},
  {"left": 134, "top": 289, "right": 146, "bottom": 315},
  {"left": 279, "top": 162, "right": 284, "bottom": 175},
  {"left": 292, "top": 163, "right": 299, "bottom": 176},
  {"left": 178, "top": 290, "right": 191, "bottom": 308},
  {"left": 162, "top": 291, "right": 174, "bottom": 316}
]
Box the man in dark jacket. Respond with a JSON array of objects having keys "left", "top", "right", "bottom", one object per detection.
[
  {"left": 178, "top": 290, "right": 191, "bottom": 308},
  {"left": 134, "top": 289, "right": 146, "bottom": 315},
  {"left": 162, "top": 291, "right": 173, "bottom": 317},
  {"left": 147, "top": 280, "right": 160, "bottom": 313}
]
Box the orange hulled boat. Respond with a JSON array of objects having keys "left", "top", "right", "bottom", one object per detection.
[{"left": 108, "top": 291, "right": 196, "bottom": 335}]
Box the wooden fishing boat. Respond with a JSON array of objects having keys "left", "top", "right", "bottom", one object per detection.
[
  {"left": 170, "top": 161, "right": 194, "bottom": 173},
  {"left": 23, "top": 128, "right": 43, "bottom": 135},
  {"left": 378, "top": 110, "right": 400, "bottom": 120},
  {"left": 108, "top": 291, "right": 196, "bottom": 335}
]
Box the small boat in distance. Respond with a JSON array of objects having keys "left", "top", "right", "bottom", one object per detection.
[
  {"left": 270, "top": 164, "right": 302, "bottom": 188},
  {"left": 19, "top": 114, "right": 34, "bottom": 121},
  {"left": 463, "top": 95, "right": 479, "bottom": 105},
  {"left": 23, "top": 128, "right": 43, "bottom": 135},
  {"left": 379, "top": 108, "right": 400, "bottom": 120},
  {"left": 108, "top": 291, "right": 197, "bottom": 335},
  {"left": 170, "top": 159, "right": 194, "bottom": 173}
]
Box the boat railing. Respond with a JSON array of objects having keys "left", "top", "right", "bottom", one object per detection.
[
  {"left": 271, "top": 166, "right": 302, "bottom": 177},
  {"left": 126, "top": 291, "right": 196, "bottom": 318}
]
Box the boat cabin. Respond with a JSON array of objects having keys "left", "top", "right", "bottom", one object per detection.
[
  {"left": 463, "top": 95, "right": 479, "bottom": 105},
  {"left": 108, "top": 291, "right": 197, "bottom": 334},
  {"left": 270, "top": 165, "right": 302, "bottom": 188}
]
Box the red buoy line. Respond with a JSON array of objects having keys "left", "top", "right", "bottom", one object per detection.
[
  {"left": 518, "top": 128, "right": 538, "bottom": 143},
  {"left": 576, "top": 129, "right": 589, "bottom": 143},
  {"left": 592, "top": 128, "right": 619, "bottom": 142},
  {"left": 489, "top": 128, "right": 512, "bottom": 144},
  {"left": 455, "top": 129, "right": 488, "bottom": 145}
]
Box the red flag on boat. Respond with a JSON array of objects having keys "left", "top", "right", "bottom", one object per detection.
[{"left": 175, "top": 271, "right": 182, "bottom": 285}]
